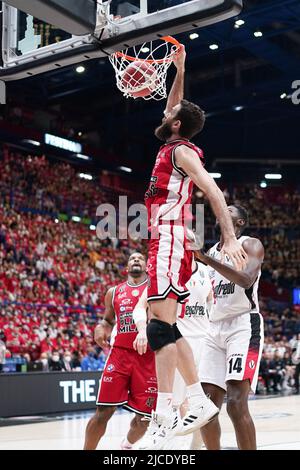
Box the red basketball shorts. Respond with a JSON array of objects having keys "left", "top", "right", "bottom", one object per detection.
[
  {"left": 96, "top": 346, "right": 157, "bottom": 416},
  {"left": 147, "top": 223, "right": 193, "bottom": 302}
]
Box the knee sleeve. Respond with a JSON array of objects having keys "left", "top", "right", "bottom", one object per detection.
[
  {"left": 173, "top": 323, "right": 183, "bottom": 341},
  {"left": 146, "top": 319, "right": 176, "bottom": 351}
]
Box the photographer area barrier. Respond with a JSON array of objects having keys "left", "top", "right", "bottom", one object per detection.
[{"left": 0, "top": 371, "right": 101, "bottom": 417}]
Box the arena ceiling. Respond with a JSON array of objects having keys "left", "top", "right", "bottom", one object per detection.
[{"left": 5, "top": 0, "right": 300, "bottom": 180}]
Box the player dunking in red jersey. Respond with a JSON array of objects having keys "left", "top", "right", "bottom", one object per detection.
[
  {"left": 143, "top": 45, "right": 248, "bottom": 449},
  {"left": 83, "top": 253, "right": 156, "bottom": 450}
]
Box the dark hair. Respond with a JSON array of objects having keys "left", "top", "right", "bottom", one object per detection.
[
  {"left": 233, "top": 204, "right": 249, "bottom": 231},
  {"left": 176, "top": 99, "right": 206, "bottom": 139}
]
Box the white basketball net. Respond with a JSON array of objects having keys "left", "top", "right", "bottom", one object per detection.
[{"left": 109, "top": 39, "right": 179, "bottom": 101}]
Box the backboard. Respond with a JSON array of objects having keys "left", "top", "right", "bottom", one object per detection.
[{"left": 0, "top": 0, "right": 243, "bottom": 81}]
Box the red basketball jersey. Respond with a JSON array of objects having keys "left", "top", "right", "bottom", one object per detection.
[
  {"left": 145, "top": 139, "right": 204, "bottom": 230},
  {"left": 112, "top": 279, "right": 148, "bottom": 350}
]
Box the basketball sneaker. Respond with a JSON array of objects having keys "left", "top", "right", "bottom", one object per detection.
[
  {"left": 176, "top": 397, "right": 219, "bottom": 436},
  {"left": 138, "top": 409, "right": 181, "bottom": 450}
]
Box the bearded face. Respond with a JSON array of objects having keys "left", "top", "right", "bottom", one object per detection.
[
  {"left": 154, "top": 120, "right": 174, "bottom": 141},
  {"left": 155, "top": 104, "right": 181, "bottom": 141}
]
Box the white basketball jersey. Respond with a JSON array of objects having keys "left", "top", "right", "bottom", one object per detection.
[
  {"left": 177, "top": 261, "right": 211, "bottom": 338},
  {"left": 208, "top": 236, "right": 261, "bottom": 322}
]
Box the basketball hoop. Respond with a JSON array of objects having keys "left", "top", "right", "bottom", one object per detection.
[{"left": 109, "top": 36, "right": 181, "bottom": 101}]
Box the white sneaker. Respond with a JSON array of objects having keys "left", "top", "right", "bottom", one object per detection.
[
  {"left": 176, "top": 398, "right": 219, "bottom": 436},
  {"left": 138, "top": 410, "right": 181, "bottom": 450},
  {"left": 138, "top": 411, "right": 162, "bottom": 450}
]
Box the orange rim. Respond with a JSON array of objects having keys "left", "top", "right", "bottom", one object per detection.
[{"left": 114, "top": 36, "right": 181, "bottom": 64}]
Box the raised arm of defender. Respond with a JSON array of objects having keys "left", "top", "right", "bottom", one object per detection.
[
  {"left": 175, "top": 145, "right": 248, "bottom": 271},
  {"left": 199, "top": 238, "right": 264, "bottom": 289}
]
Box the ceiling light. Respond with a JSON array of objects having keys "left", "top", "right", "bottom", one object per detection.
[
  {"left": 280, "top": 93, "right": 287, "bottom": 99},
  {"left": 189, "top": 33, "right": 199, "bottom": 40},
  {"left": 90, "top": 225, "right": 96, "bottom": 231},
  {"left": 234, "top": 106, "right": 244, "bottom": 111},
  {"left": 72, "top": 216, "right": 81, "bottom": 222},
  {"left": 79, "top": 173, "right": 93, "bottom": 180},
  {"left": 254, "top": 30, "right": 263, "bottom": 38},
  {"left": 118, "top": 166, "right": 132, "bottom": 173},
  {"left": 260, "top": 181, "right": 267, "bottom": 188},
  {"left": 75, "top": 154, "right": 90, "bottom": 160},
  {"left": 235, "top": 19, "right": 245, "bottom": 26},
  {"left": 141, "top": 47, "right": 150, "bottom": 53},
  {"left": 265, "top": 173, "right": 282, "bottom": 180},
  {"left": 76, "top": 65, "right": 85, "bottom": 73},
  {"left": 209, "top": 44, "right": 219, "bottom": 50},
  {"left": 22, "top": 139, "right": 41, "bottom": 146}
]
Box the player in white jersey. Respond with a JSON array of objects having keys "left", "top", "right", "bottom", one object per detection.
[
  {"left": 172, "top": 258, "right": 212, "bottom": 450},
  {"left": 197, "top": 205, "right": 264, "bottom": 450}
]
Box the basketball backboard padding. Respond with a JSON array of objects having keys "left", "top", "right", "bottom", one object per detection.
[{"left": 3, "top": 0, "right": 97, "bottom": 35}]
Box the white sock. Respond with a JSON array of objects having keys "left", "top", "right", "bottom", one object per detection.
[
  {"left": 186, "top": 382, "right": 206, "bottom": 407},
  {"left": 156, "top": 392, "right": 173, "bottom": 416},
  {"left": 121, "top": 437, "right": 133, "bottom": 449}
]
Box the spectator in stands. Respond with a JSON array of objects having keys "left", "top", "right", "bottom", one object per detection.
[
  {"left": 0, "top": 147, "right": 299, "bottom": 387},
  {"left": 81, "top": 346, "right": 105, "bottom": 371},
  {"left": 48, "top": 350, "right": 64, "bottom": 371},
  {"left": 38, "top": 352, "right": 50, "bottom": 372},
  {"left": 71, "top": 351, "right": 82, "bottom": 371},
  {"left": 61, "top": 351, "right": 73, "bottom": 372},
  {"left": 0, "top": 330, "right": 6, "bottom": 373}
]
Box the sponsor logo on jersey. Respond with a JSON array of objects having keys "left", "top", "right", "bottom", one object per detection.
[
  {"left": 118, "top": 291, "right": 127, "bottom": 299},
  {"left": 249, "top": 360, "right": 256, "bottom": 369},
  {"left": 145, "top": 386, "right": 157, "bottom": 393},
  {"left": 214, "top": 280, "right": 235, "bottom": 296},
  {"left": 107, "top": 364, "right": 115, "bottom": 372},
  {"left": 119, "top": 287, "right": 125, "bottom": 293},
  {"left": 120, "top": 298, "right": 132, "bottom": 305},
  {"left": 103, "top": 376, "right": 113, "bottom": 383},
  {"left": 185, "top": 302, "right": 205, "bottom": 317},
  {"left": 132, "top": 289, "right": 140, "bottom": 297},
  {"left": 147, "top": 377, "right": 157, "bottom": 383},
  {"left": 120, "top": 306, "right": 126, "bottom": 312}
]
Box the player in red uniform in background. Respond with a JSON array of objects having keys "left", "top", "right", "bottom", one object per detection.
[
  {"left": 144, "top": 45, "right": 248, "bottom": 449},
  {"left": 83, "top": 253, "right": 156, "bottom": 450}
]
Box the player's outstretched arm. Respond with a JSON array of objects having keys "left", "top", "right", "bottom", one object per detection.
[
  {"left": 199, "top": 238, "right": 264, "bottom": 289},
  {"left": 165, "top": 44, "right": 186, "bottom": 115},
  {"left": 94, "top": 287, "right": 115, "bottom": 348},
  {"left": 175, "top": 145, "right": 248, "bottom": 271},
  {"left": 133, "top": 287, "right": 148, "bottom": 355}
]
